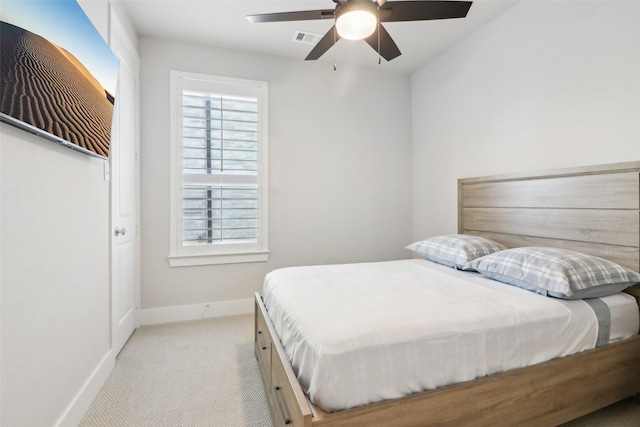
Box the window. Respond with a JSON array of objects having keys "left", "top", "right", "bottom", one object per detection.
[{"left": 169, "top": 71, "right": 268, "bottom": 266}]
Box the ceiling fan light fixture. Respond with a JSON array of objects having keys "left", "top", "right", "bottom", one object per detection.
[
  {"left": 335, "top": 3, "right": 377, "bottom": 41},
  {"left": 246, "top": 0, "right": 473, "bottom": 61}
]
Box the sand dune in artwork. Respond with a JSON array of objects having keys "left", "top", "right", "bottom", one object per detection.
[{"left": 0, "top": 21, "right": 115, "bottom": 157}]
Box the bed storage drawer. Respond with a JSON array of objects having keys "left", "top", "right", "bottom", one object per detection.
[
  {"left": 255, "top": 293, "right": 313, "bottom": 427},
  {"left": 255, "top": 297, "right": 272, "bottom": 387},
  {"left": 270, "top": 344, "right": 310, "bottom": 427}
]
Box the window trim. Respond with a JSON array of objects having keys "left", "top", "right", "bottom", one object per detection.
[{"left": 168, "top": 70, "right": 269, "bottom": 267}]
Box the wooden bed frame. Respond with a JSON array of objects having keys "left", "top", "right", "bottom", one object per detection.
[{"left": 254, "top": 161, "right": 640, "bottom": 427}]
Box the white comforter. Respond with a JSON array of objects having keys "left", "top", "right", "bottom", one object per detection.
[{"left": 263, "top": 259, "right": 639, "bottom": 412}]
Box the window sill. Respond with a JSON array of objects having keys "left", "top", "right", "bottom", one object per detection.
[{"left": 167, "top": 251, "right": 269, "bottom": 267}]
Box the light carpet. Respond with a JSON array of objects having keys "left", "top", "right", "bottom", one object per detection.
[
  {"left": 80, "top": 315, "right": 274, "bottom": 426},
  {"left": 80, "top": 314, "right": 640, "bottom": 426}
]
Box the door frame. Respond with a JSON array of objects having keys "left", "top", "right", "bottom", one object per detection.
[{"left": 109, "top": 6, "right": 140, "bottom": 355}]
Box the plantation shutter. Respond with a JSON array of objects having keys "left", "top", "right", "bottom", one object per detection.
[{"left": 181, "top": 91, "right": 260, "bottom": 246}]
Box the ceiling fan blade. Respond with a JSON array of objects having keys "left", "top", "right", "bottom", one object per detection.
[
  {"left": 247, "top": 9, "right": 334, "bottom": 23},
  {"left": 364, "top": 24, "right": 401, "bottom": 62},
  {"left": 305, "top": 26, "right": 341, "bottom": 60},
  {"left": 379, "top": 1, "right": 472, "bottom": 23}
]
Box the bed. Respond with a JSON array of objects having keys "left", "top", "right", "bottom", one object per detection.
[{"left": 254, "top": 161, "right": 640, "bottom": 427}]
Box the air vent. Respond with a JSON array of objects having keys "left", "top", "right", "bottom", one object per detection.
[{"left": 292, "top": 30, "right": 321, "bottom": 45}]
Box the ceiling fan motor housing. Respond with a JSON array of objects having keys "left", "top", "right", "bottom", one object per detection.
[{"left": 335, "top": 0, "right": 379, "bottom": 40}]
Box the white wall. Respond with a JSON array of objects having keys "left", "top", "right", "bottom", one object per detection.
[
  {"left": 0, "top": 2, "right": 139, "bottom": 425},
  {"left": 140, "top": 37, "right": 413, "bottom": 312},
  {"left": 411, "top": 0, "right": 640, "bottom": 240},
  {"left": 0, "top": 125, "right": 111, "bottom": 427}
]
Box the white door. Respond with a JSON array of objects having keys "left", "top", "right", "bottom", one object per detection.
[{"left": 110, "top": 12, "right": 139, "bottom": 355}]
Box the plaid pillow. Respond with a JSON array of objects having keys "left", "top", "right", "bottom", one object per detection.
[
  {"left": 468, "top": 247, "right": 640, "bottom": 299},
  {"left": 406, "top": 234, "right": 506, "bottom": 270}
]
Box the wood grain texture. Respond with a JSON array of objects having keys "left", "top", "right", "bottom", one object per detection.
[
  {"left": 255, "top": 301, "right": 272, "bottom": 388},
  {"left": 462, "top": 172, "right": 640, "bottom": 209},
  {"left": 462, "top": 208, "right": 639, "bottom": 247},
  {"left": 255, "top": 295, "right": 312, "bottom": 427}
]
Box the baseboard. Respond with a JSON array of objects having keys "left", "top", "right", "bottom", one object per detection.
[
  {"left": 139, "top": 298, "right": 254, "bottom": 326},
  {"left": 54, "top": 350, "right": 116, "bottom": 427}
]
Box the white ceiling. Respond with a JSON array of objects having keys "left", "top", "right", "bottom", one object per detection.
[{"left": 115, "top": 0, "right": 518, "bottom": 74}]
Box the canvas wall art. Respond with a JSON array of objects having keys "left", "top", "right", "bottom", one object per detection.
[{"left": 0, "top": 0, "right": 119, "bottom": 159}]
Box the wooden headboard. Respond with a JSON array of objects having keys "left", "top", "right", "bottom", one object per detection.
[{"left": 458, "top": 162, "right": 640, "bottom": 273}]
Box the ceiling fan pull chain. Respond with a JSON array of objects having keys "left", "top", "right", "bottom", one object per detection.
[
  {"left": 377, "top": 17, "right": 381, "bottom": 65},
  {"left": 333, "top": 22, "right": 337, "bottom": 71}
]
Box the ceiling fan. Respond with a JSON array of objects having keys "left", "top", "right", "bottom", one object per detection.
[{"left": 246, "top": 0, "right": 473, "bottom": 62}]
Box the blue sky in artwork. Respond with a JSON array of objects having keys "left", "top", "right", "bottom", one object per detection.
[{"left": 1, "top": 0, "right": 119, "bottom": 95}]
